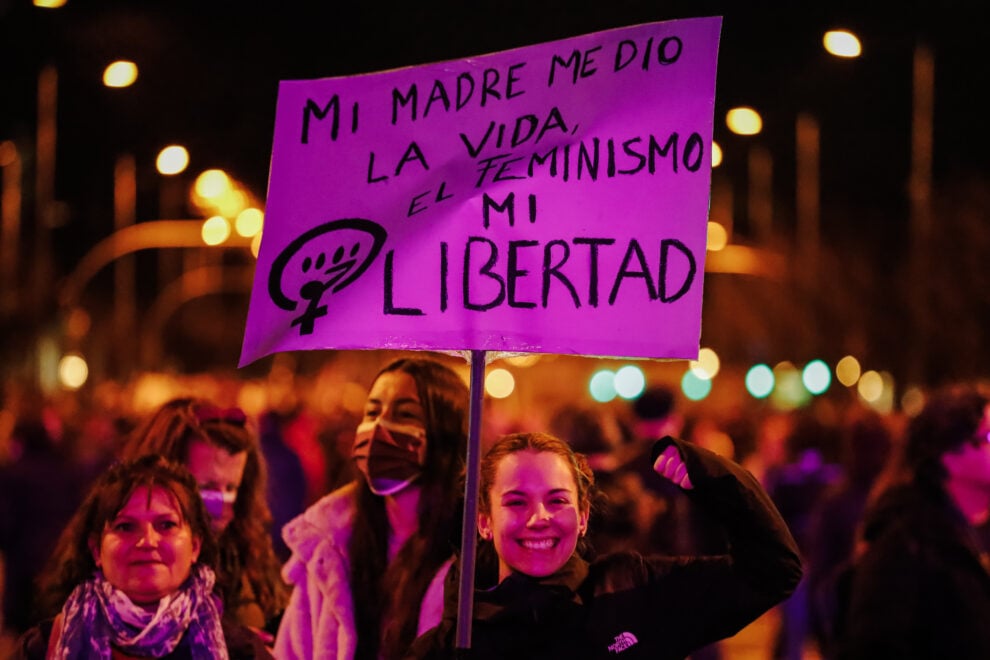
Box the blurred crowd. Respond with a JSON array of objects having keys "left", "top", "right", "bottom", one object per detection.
[{"left": 0, "top": 356, "right": 986, "bottom": 659}]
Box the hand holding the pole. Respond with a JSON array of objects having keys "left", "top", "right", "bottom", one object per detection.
[{"left": 653, "top": 444, "right": 693, "bottom": 490}]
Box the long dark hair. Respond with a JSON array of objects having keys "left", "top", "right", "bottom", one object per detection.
[
  {"left": 120, "top": 397, "right": 288, "bottom": 620},
  {"left": 37, "top": 455, "right": 218, "bottom": 617},
  {"left": 350, "top": 357, "right": 469, "bottom": 659}
]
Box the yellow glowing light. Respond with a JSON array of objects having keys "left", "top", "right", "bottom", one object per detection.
[
  {"left": 58, "top": 353, "right": 89, "bottom": 390},
  {"left": 485, "top": 368, "right": 515, "bottom": 399},
  {"left": 235, "top": 208, "right": 264, "bottom": 237},
  {"left": 824, "top": 30, "right": 862, "bottom": 58},
  {"left": 711, "top": 141, "right": 723, "bottom": 167},
  {"left": 194, "top": 169, "right": 231, "bottom": 199},
  {"left": 201, "top": 216, "right": 231, "bottom": 245},
  {"left": 726, "top": 107, "right": 762, "bottom": 136},
  {"left": 216, "top": 189, "right": 247, "bottom": 218},
  {"left": 237, "top": 382, "right": 268, "bottom": 418},
  {"left": 103, "top": 61, "right": 138, "bottom": 88},
  {"left": 690, "top": 347, "right": 721, "bottom": 380},
  {"left": 504, "top": 354, "right": 541, "bottom": 367},
  {"left": 835, "top": 355, "right": 861, "bottom": 387},
  {"left": 34, "top": 0, "right": 68, "bottom": 7},
  {"left": 857, "top": 370, "right": 883, "bottom": 402},
  {"left": 706, "top": 222, "right": 728, "bottom": 252},
  {"left": 250, "top": 231, "right": 263, "bottom": 258},
  {"left": 901, "top": 386, "right": 926, "bottom": 417},
  {"left": 156, "top": 145, "right": 189, "bottom": 176}
]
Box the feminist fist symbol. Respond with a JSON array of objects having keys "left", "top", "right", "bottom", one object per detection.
[{"left": 267, "top": 218, "right": 387, "bottom": 336}]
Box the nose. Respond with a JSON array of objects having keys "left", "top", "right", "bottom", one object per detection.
[
  {"left": 135, "top": 524, "right": 160, "bottom": 548},
  {"left": 527, "top": 503, "right": 552, "bottom": 527}
]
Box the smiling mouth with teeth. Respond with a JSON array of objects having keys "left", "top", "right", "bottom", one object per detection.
[{"left": 520, "top": 538, "right": 557, "bottom": 550}]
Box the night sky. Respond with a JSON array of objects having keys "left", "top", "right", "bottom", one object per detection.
[{"left": 1, "top": 0, "right": 988, "bottom": 378}]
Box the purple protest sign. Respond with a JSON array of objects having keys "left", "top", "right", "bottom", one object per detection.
[{"left": 240, "top": 16, "right": 722, "bottom": 367}]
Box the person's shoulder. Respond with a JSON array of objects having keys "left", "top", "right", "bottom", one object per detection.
[
  {"left": 282, "top": 482, "right": 358, "bottom": 545},
  {"left": 281, "top": 482, "right": 359, "bottom": 588},
  {"left": 10, "top": 619, "right": 56, "bottom": 660},
  {"left": 222, "top": 620, "right": 275, "bottom": 660}
]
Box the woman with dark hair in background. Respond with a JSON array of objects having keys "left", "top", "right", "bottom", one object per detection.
[
  {"left": 120, "top": 398, "right": 288, "bottom": 634},
  {"left": 275, "top": 358, "right": 469, "bottom": 659},
  {"left": 15, "top": 454, "right": 270, "bottom": 658},
  {"left": 275, "top": 356, "right": 470, "bottom": 659}
]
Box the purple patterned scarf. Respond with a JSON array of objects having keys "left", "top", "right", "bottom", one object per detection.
[{"left": 52, "top": 564, "right": 229, "bottom": 659}]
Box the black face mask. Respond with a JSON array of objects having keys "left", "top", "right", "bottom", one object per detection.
[{"left": 352, "top": 419, "right": 427, "bottom": 495}]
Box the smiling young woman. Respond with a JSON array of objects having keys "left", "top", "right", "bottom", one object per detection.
[{"left": 408, "top": 431, "right": 803, "bottom": 660}]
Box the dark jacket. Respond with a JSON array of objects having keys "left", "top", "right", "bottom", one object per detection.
[
  {"left": 408, "top": 437, "right": 803, "bottom": 659},
  {"left": 12, "top": 616, "right": 273, "bottom": 660},
  {"left": 837, "top": 479, "right": 990, "bottom": 660}
]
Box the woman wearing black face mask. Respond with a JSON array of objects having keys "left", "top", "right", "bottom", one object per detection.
[{"left": 275, "top": 356, "right": 469, "bottom": 659}]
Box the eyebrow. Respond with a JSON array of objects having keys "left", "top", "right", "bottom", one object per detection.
[
  {"left": 501, "top": 488, "right": 573, "bottom": 497},
  {"left": 366, "top": 396, "right": 422, "bottom": 407}
]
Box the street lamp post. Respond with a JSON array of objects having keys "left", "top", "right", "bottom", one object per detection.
[
  {"left": 0, "top": 140, "right": 22, "bottom": 314},
  {"left": 908, "top": 44, "right": 935, "bottom": 385},
  {"left": 113, "top": 152, "right": 138, "bottom": 371},
  {"left": 33, "top": 64, "right": 57, "bottom": 317}
]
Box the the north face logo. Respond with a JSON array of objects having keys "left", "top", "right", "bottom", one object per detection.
[{"left": 607, "top": 632, "right": 639, "bottom": 653}]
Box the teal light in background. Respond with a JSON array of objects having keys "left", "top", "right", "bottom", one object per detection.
[
  {"left": 589, "top": 369, "right": 617, "bottom": 403},
  {"left": 615, "top": 365, "right": 646, "bottom": 399},
  {"left": 745, "top": 364, "right": 774, "bottom": 399},
  {"left": 802, "top": 359, "right": 832, "bottom": 395},
  {"left": 681, "top": 369, "right": 712, "bottom": 401}
]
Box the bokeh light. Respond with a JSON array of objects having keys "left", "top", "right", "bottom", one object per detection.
[
  {"left": 235, "top": 208, "right": 264, "bottom": 237},
  {"left": 103, "top": 61, "right": 138, "bottom": 88},
  {"left": 156, "top": 145, "right": 189, "bottom": 175},
  {"left": 726, "top": 107, "right": 762, "bottom": 135},
  {"left": 589, "top": 370, "right": 617, "bottom": 403},
  {"left": 802, "top": 359, "right": 831, "bottom": 395},
  {"left": 901, "top": 385, "right": 926, "bottom": 417},
  {"left": 689, "top": 347, "right": 721, "bottom": 379},
  {"left": 194, "top": 169, "right": 231, "bottom": 199},
  {"left": 835, "top": 355, "right": 861, "bottom": 386},
  {"left": 614, "top": 365, "right": 646, "bottom": 399},
  {"left": 771, "top": 362, "right": 812, "bottom": 409},
  {"left": 681, "top": 369, "right": 712, "bottom": 401},
  {"left": 857, "top": 370, "right": 884, "bottom": 402},
  {"left": 201, "top": 216, "right": 231, "bottom": 245},
  {"left": 58, "top": 353, "right": 88, "bottom": 390},
  {"left": 706, "top": 222, "right": 728, "bottom": 252},
  {"left": 504, "top": 354, "right": 541, "bottom": 367},
  {"left": 745, "top": 364, "right": 774, "bottom": 399},
  {"left": 824, "top": 30, "right": 862, "bottom": 58},
  {"left": 711, "top": 141, "right": 723, "bottom": 167},
  {"left": 485, "top": 368, "right": 515, "bottom": 399}
]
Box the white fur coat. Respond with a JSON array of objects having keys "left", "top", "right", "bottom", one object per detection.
[{"left": 273, "top": 482, "right": 452, "bottom": 659}]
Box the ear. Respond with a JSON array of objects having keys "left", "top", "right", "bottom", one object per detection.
[
  {"left": 191, "top": 534, "right": 202, "bottom": 564},
  {"left": 88, "top": 536, "right": 102, "bottom": 569},
  {"left": 578, "top": 506, "right": 590, "bottom": 537},
  {"left": 477, "top": 512, "right": 493, "bottom": 541}
]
